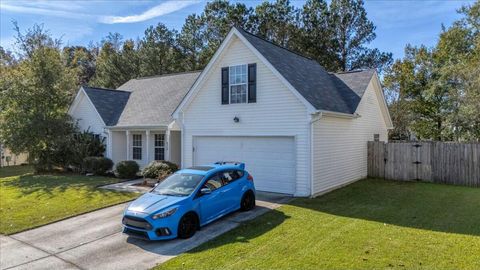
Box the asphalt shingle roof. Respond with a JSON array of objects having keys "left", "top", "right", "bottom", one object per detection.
[
  {"left": 82, "top": 28, "right": 376, "bottom": 127},
  {"left": 82, "top": 86, "right": 131, "bottom": 126},
  {"left": 236, "top": 27, "right": 375, "bottom": 114},
  {"left": 116, "top": 71, "right": 201, "bottom": 126}
]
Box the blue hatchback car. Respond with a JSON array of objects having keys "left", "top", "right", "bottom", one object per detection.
[{"left": 122, "top": 162, "right": 256, "bottom": 240}]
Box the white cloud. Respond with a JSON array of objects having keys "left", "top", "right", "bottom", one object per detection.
[
  {"left": 13, "top": 1, "right": 87, "bottom": 11},
  {"left": 0, "top": 2, "right": 93, "bottom": 20},
  {"left": 100, "top": 0, "right": 199, "bottom": 24}
]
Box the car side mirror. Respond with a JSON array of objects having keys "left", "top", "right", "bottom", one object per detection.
[{"left": 200, "top": 187, "right": 211, "bottom": 195}]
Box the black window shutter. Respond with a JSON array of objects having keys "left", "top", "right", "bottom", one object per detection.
[
  {"left": 221, "top": 67, "right": 229, "bottom": 105},
  {"left": 248, "top": 63, "right": 257, "bottom": 103}
]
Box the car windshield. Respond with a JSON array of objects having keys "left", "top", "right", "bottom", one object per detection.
[{"left": 151, "top": 173, "right": 204, "bottom": 196}]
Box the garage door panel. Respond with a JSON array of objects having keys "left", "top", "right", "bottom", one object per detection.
[
  {"left": 193, "top": 136, "right": 296, "bottom": 194},
  {"left": 243, "top": 154, "right": 294, "bottom": 163}
]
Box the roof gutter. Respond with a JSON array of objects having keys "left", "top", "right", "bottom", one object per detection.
[
  {"left": 312, "top": 110, "right": 360, "bottom": 119},
  {"left": 105, "top": 125, "right": 169, "bottom": 130}
]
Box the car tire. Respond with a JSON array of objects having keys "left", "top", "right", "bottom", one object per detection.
[
  {"left": 177, "top": 212, "right": 198, "bottom": 239},
  {"left": 240, "top": 190, "right": 255, "bottom": 211}
]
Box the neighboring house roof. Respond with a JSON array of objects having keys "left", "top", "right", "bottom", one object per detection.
[
  {"left": 236, "top": 27, "right": 374, "bottom": 114},
  {"left": 82, "top": 86, "right": 131, "bottom": 126},
  {"left": 115, "top": 71, "right": 201, "bottom": 127}
]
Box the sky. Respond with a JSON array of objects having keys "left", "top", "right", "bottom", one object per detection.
[{"left": 0, "top": 0, "right": 475, "bottom": 60}]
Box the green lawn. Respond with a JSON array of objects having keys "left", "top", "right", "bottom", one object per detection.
[
  {"left": 158, "top": 179, "right": 480, "bottom": 270},
  {"left": 0, "top": 165, "right": 35, "bottom": 178},
  {"left": 0, "top": 165, "right": 139, "bottom": 234}
]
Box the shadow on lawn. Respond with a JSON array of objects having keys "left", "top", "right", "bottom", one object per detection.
[
  {"left": 291, "top": 179, "right": 480, "bottom": 236},
  {"left": 1, "top": 173, "right": 123, "bottom": 198},
  {"left": 126, "top": 207, "right": 289, "bottom": 256}
]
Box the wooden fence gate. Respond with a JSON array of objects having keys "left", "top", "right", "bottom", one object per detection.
[{"left": 368, "top": 141, "right": 480, "bottom": 187}]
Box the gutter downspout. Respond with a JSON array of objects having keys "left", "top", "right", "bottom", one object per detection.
[{"left": 309, "top": 112, "right": 323, "bottom": 198}]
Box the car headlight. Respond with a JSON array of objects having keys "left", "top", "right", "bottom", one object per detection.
[{"left": 152, "top": 208, "right": 177, "bottom": 220}]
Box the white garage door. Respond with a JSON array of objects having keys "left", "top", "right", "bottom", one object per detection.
[{"left": 193, "top": 136, "right": 296, "bottom": 194}]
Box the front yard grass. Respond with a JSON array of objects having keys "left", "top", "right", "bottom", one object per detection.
[
  {"left": 0, "top": 165, "right": 139, "bottom": 234},
  {"left": 158, "top": 179, "right": 480, "bottom": 270}
]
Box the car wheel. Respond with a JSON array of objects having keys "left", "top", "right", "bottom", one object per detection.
[
  {"left": 240, "top": 190, "right": 255, "bottom": 211},
  {"left": 177, "top": 213, "right": 198, "bottom": 239}
]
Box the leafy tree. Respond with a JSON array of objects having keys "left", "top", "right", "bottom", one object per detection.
[
  {"left": 384, "top": 2, "right": 479, "bottom": 141},
  {"left": 442, "top": 2, "right": 480, "bottom": 141},
  {"left": 138, "top": 23, "right": 181, "bottom": 77},
  {"left": 328, "top": 0, "right": 392, "bottom": 72},
  {"left": 63, "top": 46, "right": 96, "bottom": 85},
  {"left": 0, "top": 24, "right": 77, "bottom": 171},
  {"left": 0, "top": 46, "right": 17, "bottom": 67},
  {"left": 91, "top": 33, "right": 140, "bottom": 88},
  {"left": 198, "top": 0, "right": 254, "bottom": 63},
  {"left": 295, "top": 0, "right": 337, "bottom": 70},
  {"left": 250, "top": 0, "right": 299, "bottom": 47},
  {"left": 383, "top": 57, "right": 415, "bottom": 140},
  {"left": 384, "top": 45, "right": 449, "bottom": 141},
  {"left": 178, "top": 14, "right": 207, "bottom": 70},
  {"left": 121, "top": 39, "right": 141, "bottom": 79}
]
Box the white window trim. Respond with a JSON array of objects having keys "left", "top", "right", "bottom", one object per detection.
[
  {"left": 229, "top": 64, "right": 248, "bottom": 104},
  {"left": 154, "top": 134, "right": 165, "bottom": 161},
  {"left": 132, "top": 134, "right": 142, "bottom": 160}
]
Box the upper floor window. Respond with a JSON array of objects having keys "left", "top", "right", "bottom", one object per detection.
[
  {"left": 132, "top": 134, "right": 142, "bottom": 160},
  {"left": 222, "top": 63, "right": 256, "bottom": 105},
  {"left": 229, "top": 64, "right": 247, "bottom": 104}
]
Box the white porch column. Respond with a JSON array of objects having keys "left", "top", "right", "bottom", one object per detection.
[
  {"left": 106, "top": 129, "right": 112, "bottom": 159},
  {"left": 126, "top": 130, "right": 130, "bottom": 160},
  {"left": 145, "top": 130, "right": 150, "bottom": 163},
  {"left": 165, "top": 129, "right": 170, "bottom": 161}
]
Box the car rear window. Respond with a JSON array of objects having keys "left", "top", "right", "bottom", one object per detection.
[{"left": 220, "top": 170, "right": 244, "bottom": 184}]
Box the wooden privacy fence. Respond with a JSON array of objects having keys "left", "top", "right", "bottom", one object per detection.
[{"left": 368, "top": 141, "right": 480, "bottom": 187}]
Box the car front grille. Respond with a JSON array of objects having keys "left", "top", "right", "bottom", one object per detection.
[
  {"left": 123, "top": 216, "right": 152, "bottom": 230},
  {"left": 123, "top": 228, "right": 149, "bottom": 240}
]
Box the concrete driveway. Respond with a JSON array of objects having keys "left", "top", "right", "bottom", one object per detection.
[{"left": 0, "top": 192, "right": 290, "bottom": 270}]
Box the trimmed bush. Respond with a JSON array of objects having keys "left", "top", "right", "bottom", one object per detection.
[
  {"left": 116, "top": 160, "right": 140, "bottom": 179},
  {"left": 83, "top": 157, "right": 113, "bottom": 176},
  {"left": 142, "top": 161, "right": 179, "bottom": 180}
]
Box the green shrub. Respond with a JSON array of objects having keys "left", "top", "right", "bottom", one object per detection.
[
  {"left": 83, "top": 157, "right": 113, "bottom": 175},
  {"left": 47, "top": 128, "right": 106, "bottom": 173},
  {"left": 116, "top": 160, "right": 140, "bottom": 179},
  {"left": 142, "top": 161, "right": 179, "bottom": 179}
]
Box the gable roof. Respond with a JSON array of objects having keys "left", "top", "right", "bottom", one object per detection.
[
  {"left": 236, "top": 28, "right": 374, "bottom": 114},
  {"left": 115, "top": 71, "right": 201, "bottom": 127},
  {"left": 82, "top": 86, "right": 131, "bottom": 126},
  {"left": 333, "top": 69, "right": 376, "bottom": 97}
]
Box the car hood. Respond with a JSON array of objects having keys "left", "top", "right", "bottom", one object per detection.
[{"left": 127, "top": 192, "right": 187, "bottom": 214}]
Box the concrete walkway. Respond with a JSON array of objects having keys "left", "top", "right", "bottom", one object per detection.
[
  {"left": 0, "top": 192, "right": 290, "bottom": 270},
  {"left": 99, "top": 179, "right": 151, "bottom": 193}
]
